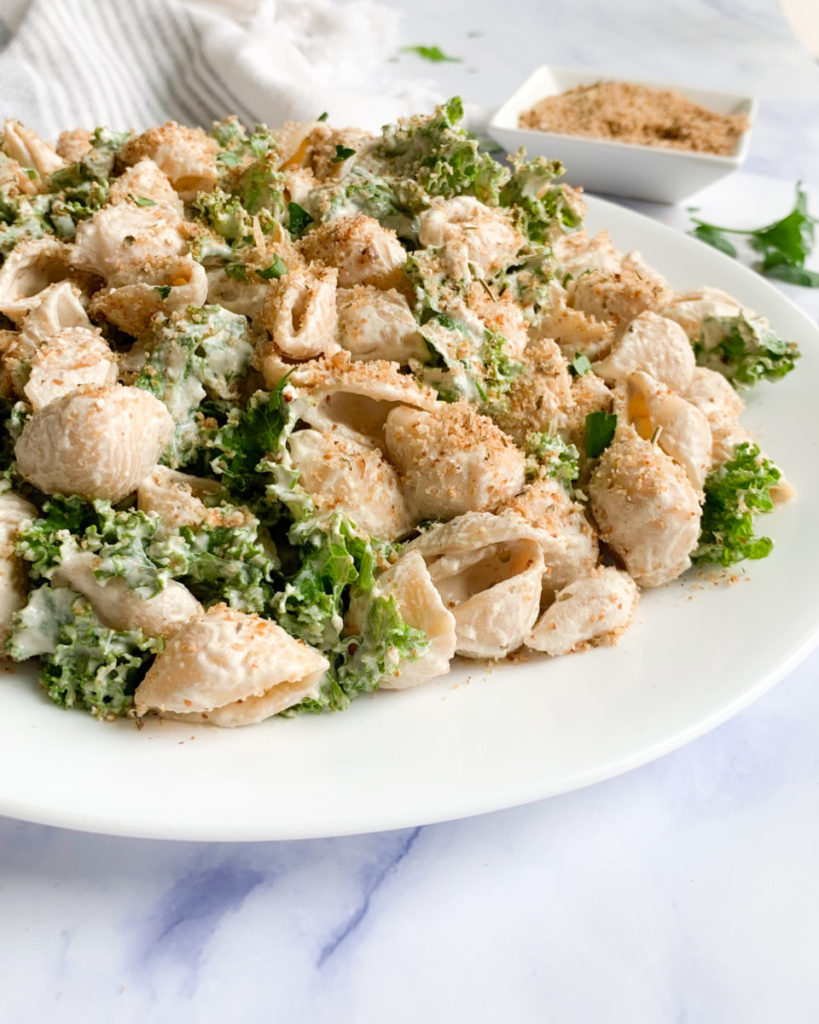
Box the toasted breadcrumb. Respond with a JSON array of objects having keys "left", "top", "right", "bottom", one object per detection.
[{"left": 520, "top": 81, "right": 749, "bottom": 156}]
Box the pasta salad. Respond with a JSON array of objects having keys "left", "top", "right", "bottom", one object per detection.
[{"left": 0, "top": 100, "right": 799, "bottom": 726}]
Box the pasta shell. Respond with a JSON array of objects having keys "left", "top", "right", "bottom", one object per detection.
[
  {"left": 23, "top": 327, "right": 118, "bottom": 411},
  {"left": 89, "top": 255, "right": 208, "bottom": 337},
  {"left": 503, "top": 477, "right": 598, "bottom": 598},
  {"left": 20, "top": 280, "right": 91, "bottom": 346},
  {"left": 407, "top": 512, "right": 545, "bottom": 658},
  {"left": 134, "top": 604, "right": 329, "bottom": 726},
  {"left": 384, "top": 402, "right": 525, "bottom": 520},
  {"left": 300, "top": 214, "right": 406, "bottom": 289},
  {"left": 288, "top": 427, "right": 413, "bottom": 541},
  {"left": 335, "top": 285, "right": 427, "bottom": 364},
  {"left": 120, "top": 122, "right": 219, "bottom": 199},
  {"left": 588, "top": 428, "right": 701, "bottom": 588},
  {"left": 0, "top": 238, "right": 73, "bottom": 325},
  {"left": 2, "top": 119, "right": 65, "bottom": 178},
  {"left": 53, "top": 553, "right": 201, "bottom": 639},
  {"left": 624, "top": 370, "right": 712, "bottom": 488},
  {"left": 0, "top": 492, "right": 37, "bottom": 646},
  {"left": 291, "top": 352, "right": 437, "bottom": 449},
  {"left": 527, "top": 567, "right": 639, "bottom": 656},
  {"left": 15, "top": 384, "right": 174, "bottom": 502},
  {"left": 71, "top": 204, "right": 186, "bottom": 286},
  {"left": 418, "top": 197, "right": 522, "bottom": 277},
  {"left": 593, "top": 311, "right": 696, "bottom": 393}
]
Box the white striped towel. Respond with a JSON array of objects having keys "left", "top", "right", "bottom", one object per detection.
[{"left": 0, "top": 0, "right": 442, "bottom": 137}]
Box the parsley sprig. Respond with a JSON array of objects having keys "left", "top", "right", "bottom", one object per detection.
[{"left": 689, "top": 183, "right": 819, "bottom": 288}]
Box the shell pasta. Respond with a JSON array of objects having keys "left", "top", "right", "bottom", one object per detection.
[{"left": 0, "top": 100, "right": 798, "bottom": 725}]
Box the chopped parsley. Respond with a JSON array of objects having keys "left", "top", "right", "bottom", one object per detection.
[
  {"left": 689, "top": 183, "right": 819, "bottom": 288},
  {"left": 255, "top": 255, "right": 287, "bottom": 280},
  {"left": 331, "top": 144, "right": 356, "bottom": 163},
  {"left": 585, "top": 411, "right": 617, "bottom": 459},
  {"left": 400, "top": 44, "right": 462, "bottom": 63},
  {"left": 287, "top": 201, "right": 313, "bottom": 238}
]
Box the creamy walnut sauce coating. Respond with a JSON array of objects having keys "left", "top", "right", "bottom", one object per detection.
[{"left": 0, "top": 100, "right": 798, "bottom": 725}]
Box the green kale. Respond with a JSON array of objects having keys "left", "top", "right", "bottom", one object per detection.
[
  {"left": 290, "top": 592, "right": 428, "bottom": 713},
  {"left": 17, "top": 496, "right": 167, "bottom": 597},
  {"left": 255, "top": 254, "right": 287, "bottom": 280},
  {"left": 48, "top": 126, "right": 129, "bottom": 191},
  {"left": 235, "top": 155, "right": 286, "bottom": 216},
  {"left": 693, "top": 313, "right": 799, "bottom": 387},
  {"left": 688, "top": 183, "right": 819, "bottom": 288},
  {"left": 569, "top": 353, "right": 592, "bottom": 377},
  {"left": 209, "top": 383, "right": 299, "bottom": 512},
  {"left": 192, "top": 188, "right": 253, "bottom": 244},
  {"left": 693, "top": 442, "right": 781, "bottom": 567},
  {"left": 331, "top": 144, "right": 356, "bottom": 163},
  {"left": 135, "top": 304, "right": 253, "bottom": 467},
  {"left": 210, "top": 118, "right": 274, "bottom": 163},
  {"left": 152, "top": 513, "right": 279, "bottom": 613},
  {"left": 417, "top": 313, "right": 521, "bottom": 408},
  {"left": 585, "top": 411, "right": 617, "bottom": 459},
  {"left": 0, "top": 192, "right": 53, "bottom": 257},
  {"left": 376, "top": 97, "right": 507, "bottom": 206},
  {"left": 309, "top": 171, "right": 421, "bottom": 239},
  {"left": 8, "top": 585, "right": 162, "bottom": 719},
  {"left": 272, "top": 514, "right": 390, "bottom": 651},
  {"left": 499, "top": 153, "right": 581, "bottom": 246},
  {"left": 0, "top": 397, "right": 28, "bottom": 487},
  {"left": 524, "top": 432, "right": 579, "bottom": 485}
]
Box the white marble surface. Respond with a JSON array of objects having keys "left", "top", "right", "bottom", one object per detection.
[{"left": 3, "top": 2, "right": 819, "bottom": 1021}]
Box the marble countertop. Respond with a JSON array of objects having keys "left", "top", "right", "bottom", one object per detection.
[{"left": 3, "top": 1, "right": 819, "bottom": 1021}]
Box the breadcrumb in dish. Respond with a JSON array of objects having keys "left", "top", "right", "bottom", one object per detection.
[{"left": 519, "top": 81, "right": 749, "bottom": 156}]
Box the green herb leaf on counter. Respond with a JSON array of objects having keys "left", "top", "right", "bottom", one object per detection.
[
  {"left": 400, "top": 45, "right": 462, "bottom": 63},
  {"left": 688, "top": 183, "right": 819, "bottom": 287}
]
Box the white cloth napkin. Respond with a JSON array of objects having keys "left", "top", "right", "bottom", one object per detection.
[{"left": 0, "top": 0, "right": 442, "bottom": 138}]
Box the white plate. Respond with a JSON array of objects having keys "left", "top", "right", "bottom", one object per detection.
[
  {"left": 3, "top": 196, "right": 819, "bottom": 841},
  {"left": 488, "top": 66, "right": 756, "bottom": 202}
]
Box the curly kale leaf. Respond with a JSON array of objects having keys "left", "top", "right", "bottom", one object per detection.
[
  {"left": 524, "top": 432, "right": 579, "bottom": 485},
  {"left": 8, "top": 585, "right": 162, "bottom": 719},
  {"left": 289, "top": 592, "right": 429, "bottom": 714},
  {"left": 235, "top": 156, "right": 286, "bottom": 217},
  {"left": 0, "top": 398, "right": 28, "bottom": 489},
  {"left": 417, "top": 314, "right": 521, "bottom": 408},
  {"left": 376, "top": 97, "right": 508, "bottom": 205},
  {"left": 309, "top": 170, "right": 421, "bottom": 239},
  {"left": 272, "top": 514, "right": 393, "bottom": 651},
  {"left": 15, "top": 495, "right": 97, "bottom": 580},
  {"left": 17, "top": 496, "right": 167, "bottom": 597},
  {"left": 44, "top": 127, "right": 129, "bottom": 238},
  {"left": 135, "top": 304, "right": 253, "bottom": 467},
  {"left": 693, "top": 313, "right": 800, "bottom": 387},
  {"left": 0, "top": 191, "right": 53, "bottom": 256},
  {"left": 499, "top": 153, "right": 582, "bottom": 246},
  {"left": 693, "top": 442, "right": 781, "bottom": 567},
  {"left": 152, "top": 513, "right": 279, "bottom": 613}
]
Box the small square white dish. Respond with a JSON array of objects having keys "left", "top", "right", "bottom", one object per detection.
[{"left": 488, "top": 65, "right": 756, "bottom": 204}]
